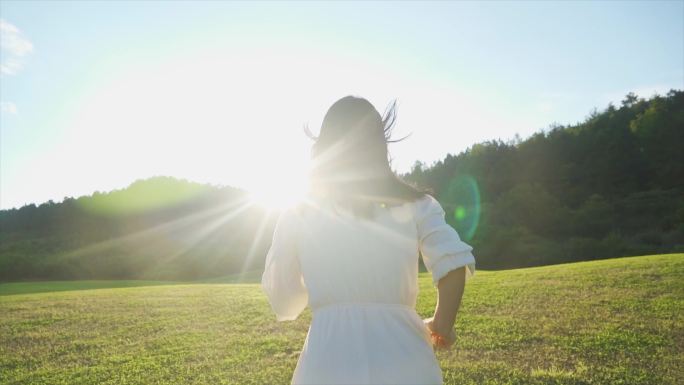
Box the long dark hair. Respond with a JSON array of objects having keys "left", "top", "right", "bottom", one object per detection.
[{"left": 304, "top": 96, "right": 432, "bottom": 219}]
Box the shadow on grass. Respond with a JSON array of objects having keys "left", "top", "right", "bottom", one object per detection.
[
  {"left": 0, "top": 280, "right": 188, "bottom": 296},
  {"left": 0, "top": 269, "right": 265, "bottom": 296}
]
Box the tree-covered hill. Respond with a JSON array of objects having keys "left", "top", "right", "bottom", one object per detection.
[
  {"left": 402, "top": 90, "right": 684, "bottom": 269},
  {"left": 1, "top": 90, "right": 682, "bottom": 281},
  {"left": 0, "top": 177, "right": 277, "bottom": 281}
]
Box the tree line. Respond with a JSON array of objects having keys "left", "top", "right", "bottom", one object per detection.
[
  {"left": 0, "top": 90, "right": 682, "bottom": 281},
  {"left": 0, "top": 177, "right": 277, "bottom": 281},
  {"left": 403, "top": 90, "right": 684, "bottom": 269}
]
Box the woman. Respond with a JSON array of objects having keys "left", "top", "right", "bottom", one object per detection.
[{"left": 261, "top": 96, "right": 476, "bottom": 385}]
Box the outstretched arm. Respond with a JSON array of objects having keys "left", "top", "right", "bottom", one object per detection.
[
  {"left": 416, "top": 195, "right": 474, "bottom": 349},
  {"left": 426, "top": 266, "right": 466, "bottom": 349},
  {"left": 434, "top": 266, "right": 466, "bottom": 332},
  {"left": 261, "top": 208, "right": 308, "bottom": 322}
]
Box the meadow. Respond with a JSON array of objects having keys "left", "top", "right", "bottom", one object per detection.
[{"left": 1, "top": 253, "right": 682, "bottom": 385}]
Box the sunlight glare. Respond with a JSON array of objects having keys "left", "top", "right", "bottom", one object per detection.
[
  {"left": 248, "top": 181, "right": 308, "bottom": 210},
  {"left": 246, "top": 158, "right": 310, "bottom": 210}
]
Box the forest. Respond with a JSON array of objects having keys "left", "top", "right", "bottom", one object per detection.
[
  {"left": 1, "top": 90, "right": 682, "bottom": 281},
  {"left": 404, "top": 90, "right": 684, "bottom": 268}
]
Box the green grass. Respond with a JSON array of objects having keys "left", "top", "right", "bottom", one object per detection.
[
  {"left": 0, "top": 280, "right": 183, "bottom": 296},
  {"left": 0, "top": 270, "right": 265, "bottom": 296},
  {"left": 1, "top": 253, "right": 682, "bottom": 385}
]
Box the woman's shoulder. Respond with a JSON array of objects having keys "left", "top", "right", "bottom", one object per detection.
[
  {"left": 286, "top": 192, "right": 438, "bottom": 222},
  {"left": 410, "top": 193, "right": 445, "bottom": 222},
  {"left": 411, "top": 193, "right": 439, "bottom": 210}
]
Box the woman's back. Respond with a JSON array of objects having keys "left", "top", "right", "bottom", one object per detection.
[{"left": 297, "top": 197, "right": 420, "bottom": 309}]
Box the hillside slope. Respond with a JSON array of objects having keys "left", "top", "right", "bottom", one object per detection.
[
  {"left": 0, "top": 177, "right": 277, "bottom": 281},
  {"left": 404, "top": 90, "right": 684, "bottom": 269},
  {"left": 1, "top": 253, "right": 681, "bottom": 385}
]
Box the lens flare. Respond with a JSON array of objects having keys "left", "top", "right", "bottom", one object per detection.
[
  {"left": 444, "top": 174, "right": 481, "bottom": 241},
  {"left": 454, "top": 206, "right": 466, "bottom": 221}
]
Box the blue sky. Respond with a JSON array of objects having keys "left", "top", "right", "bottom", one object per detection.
[{"left": 1, "top": 0, "right": 682, "bottom": 209}]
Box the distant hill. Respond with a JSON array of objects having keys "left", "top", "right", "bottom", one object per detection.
[
  {"left": 402, "top": 89, "right": 684, "bottom": 269},
  {"left": 0, "top": 177, "right": 277, "bottom": 281},
  {"left": 1, "top": 91, "right": 683, "bottom": 281}
]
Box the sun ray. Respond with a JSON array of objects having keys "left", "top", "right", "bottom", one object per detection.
[
  {"left": 146, "top": 199, "right": 255, "bottom": 274},
  {"left": 238, "top": 207, "right": 276, "bottom": 280},
  {"left": 57, "top": 197, "right": 251, "bottom": 259}
]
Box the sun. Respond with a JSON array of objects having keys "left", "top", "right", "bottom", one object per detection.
[
  {"left": 246, "top": 170, "right": 310, "bottom": 210},
  {"left": 248, "top": 185, "right": 308, "bottom": 210}
]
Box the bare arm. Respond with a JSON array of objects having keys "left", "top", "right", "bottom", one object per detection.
[{"left": 432, "top": 266, "right": 467, "bottom": 338}]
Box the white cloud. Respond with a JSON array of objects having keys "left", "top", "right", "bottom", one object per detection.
[
  {"left": 0, "top": 101, "right": 17, "bottom": 114},
  {"left": 0, "top": 19, "right": 34, "bottom": 76}
]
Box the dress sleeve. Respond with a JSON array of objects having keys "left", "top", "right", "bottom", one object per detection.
[
  {"left": 416, "top": 194, "right": 476, "bottom": 287},
  {"left": 261, "top": 207, "right": 309, "bottom": 321}
]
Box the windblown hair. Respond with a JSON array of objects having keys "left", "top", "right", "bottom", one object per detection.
[{"left": 304, "top": 95, "right": 432, "bottom": 219}]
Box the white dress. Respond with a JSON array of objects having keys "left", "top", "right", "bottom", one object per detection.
[{"left": 261, "top": 194, "right": 476, "bottom": 385}]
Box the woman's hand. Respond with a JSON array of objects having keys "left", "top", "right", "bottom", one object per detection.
[
  {"left": 423, "top": 317, "right": 456, "bottom": 351},
  {"left": 424, "top": 267, "right": 466, "bottom": 351}
]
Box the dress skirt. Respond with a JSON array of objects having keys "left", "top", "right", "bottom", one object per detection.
[{"left": 291, "top": 302, "right": 443, "bottom": 385}]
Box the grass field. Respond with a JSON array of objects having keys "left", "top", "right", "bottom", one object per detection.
[{"left": 1, "top": 253, "right": 682, "bottom": 385}]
